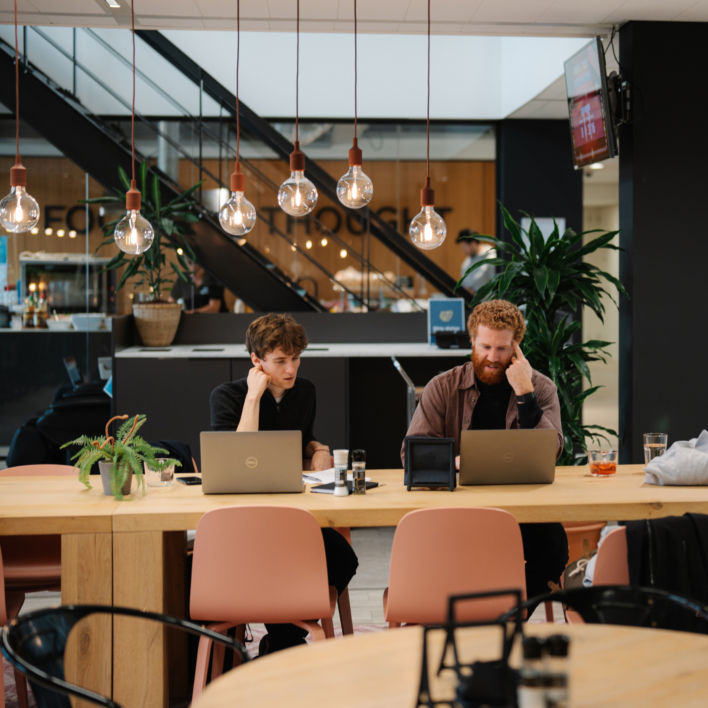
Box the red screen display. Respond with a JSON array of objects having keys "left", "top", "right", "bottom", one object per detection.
[{"left": 564, "top": 39, "right": 615, "bottom": 168}]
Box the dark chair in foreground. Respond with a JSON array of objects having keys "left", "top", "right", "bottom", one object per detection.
[
  {"left": 0, "top": 605, "right": 248, "bottom": 708},
  {"left": 503, "top": 585, "right": 708, "bottom": 634}
]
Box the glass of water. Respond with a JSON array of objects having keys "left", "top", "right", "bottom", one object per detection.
[{"left": 643, "top": 433, "right": 668, "bottom": 464}]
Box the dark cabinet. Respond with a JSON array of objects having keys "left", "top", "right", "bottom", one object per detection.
[{"left": 113, "top": 358, "right": 231, "bottom": 462}]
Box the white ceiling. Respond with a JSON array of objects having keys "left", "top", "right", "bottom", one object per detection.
[{"left": 3, "top": 0, "right": 708, "bottom": 36}]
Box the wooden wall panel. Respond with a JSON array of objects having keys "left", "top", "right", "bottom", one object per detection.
[{"left": 2, "top": 156, "right": 495, "bottom": 313}]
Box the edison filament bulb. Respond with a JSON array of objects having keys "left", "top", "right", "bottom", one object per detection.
[
  {"left": 220, "top": 171, "right": 256, "bottom": 236},
  {"left": 0, "top": 166, "right": 39, "bottom": 233},
  {"left": 337, "top": 140, "right": 373, "bottom": 209},
  {"left": 409, "top": 180, "right": 446, "bottom": 250},
  {"left": 278, "top": 142, "right": 317, "bottom": 217},
  {"left": 114, "top": 184, "right": 154, "bottom": 255}
]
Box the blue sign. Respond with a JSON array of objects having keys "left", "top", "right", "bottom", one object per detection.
[{"left": 427, "top": 298, "right": 465, "bottom": 344}]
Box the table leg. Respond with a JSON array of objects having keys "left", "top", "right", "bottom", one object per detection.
[
  {"left": 112, "top": 530, "right": 186, "bottom": 708},
  {"left": 61, "top": 532, "right": 113, "bottom": 705}
]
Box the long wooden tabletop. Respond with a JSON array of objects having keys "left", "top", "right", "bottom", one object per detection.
[
  {"left": 4, "top": 465, "right": 708, "bottom": 535},
  {"left": 192, "top": 623, "right": 708, "bottom": 708},
  {"left": 111, "top": 464, "right": 708, "bottom": 531}
]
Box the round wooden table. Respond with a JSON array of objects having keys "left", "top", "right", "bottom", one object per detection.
[{"left": 191, "top": 623, "right": 708, "bottom": 707}]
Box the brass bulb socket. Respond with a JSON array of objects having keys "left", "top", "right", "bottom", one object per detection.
[
  {"left": 125, "top": 186, "right": 141, "bottom": 212},
  {"left": 10, "top": 163, "right": 27, "bottom": 187},
  {"left": 231, "top": 171, "right": 245, "bottom": 192},
  {"left": 348, "top": 138, "right": 363, "bottom": 166},
  {"left": 290, "top": 140, "right": 305, "bottom": 171},
  {"left": 420, "top": 184, "right": 435, "bottom": 207}
]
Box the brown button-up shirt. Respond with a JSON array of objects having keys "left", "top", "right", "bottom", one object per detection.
[{"left": 401, "top": 361, "right": 563, "bottom": 462}]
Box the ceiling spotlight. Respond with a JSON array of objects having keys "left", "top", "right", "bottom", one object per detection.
[
  {"left": 305, "top": 239, "right": 313, "bottom": 249},
  {"left": 320, "top": 237, "right": 328, "bottom": 247},
  {"left": 339, "top": 248, "right": 348, "bottom": 259},
  {"left": 68, "top": 229, "right": 77, "bottom": 238},
  {"left": 56, "top": 229, "right": 65, "bottom": 237},
  {"left": 30, "top": 227, "right": 39, "bottom": 235},
  {"left": 44, "top": 227, "right": 52, "bottom": 236}
]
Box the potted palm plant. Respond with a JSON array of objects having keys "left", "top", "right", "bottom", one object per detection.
[
  {"left": 458, "top": 205, "right": 626, "bottom": 464},
  {"left": 86, "top": 162, "right": 202, "bottom": 347},
  {"left": 61, "top": 413, "right": 180, "bottom": 499}
]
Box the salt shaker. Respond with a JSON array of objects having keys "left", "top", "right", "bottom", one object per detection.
[{"left": 333, "top": 449, "right": 349, "bottom": 496}]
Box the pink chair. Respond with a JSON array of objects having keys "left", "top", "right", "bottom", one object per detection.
[
  {"left": 0, "top": 464, "right": 76, "bottom": 708},
  {"left": 384, "top": 507, "right": 526, "bottom": 627},
  {"left": 189, "top": 506, "right": 337, "bottom": 701},
  {"left": 592, "top": 526, "right": 629, "bottom": 586}
]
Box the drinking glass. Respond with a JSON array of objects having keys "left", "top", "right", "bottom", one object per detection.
[
  {"left": 643, "top": 433, "right": 668, "bottom": 464},
  {"left": 589, "top": 449, "right": 617, "bottom": 477},
  {"left": 144, "top": 460, "right": 175, "bottom": 487}
]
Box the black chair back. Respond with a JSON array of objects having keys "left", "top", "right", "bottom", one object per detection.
[
  {"left": 1, "top": 604, "right": 248, "bottom": 708},
  {"left": 503, "top": 585, "right": 708, "bottom": 634}
]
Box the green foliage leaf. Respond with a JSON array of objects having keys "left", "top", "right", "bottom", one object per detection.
[{"left": 483, "top": 204, "right": 625, "bottom": 464}]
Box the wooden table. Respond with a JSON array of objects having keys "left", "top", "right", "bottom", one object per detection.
[
  {"left": 5, "top": 464, "right": 708, "bottom": 706},
  {"left": 190, "top": 623, "right": 708, "bottom": 708}
]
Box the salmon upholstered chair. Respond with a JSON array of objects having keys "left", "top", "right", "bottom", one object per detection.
[
  {"left": 591, "top": 526, "right": 629, "bottom": 586},
  {"left": 0, "top": 464, "right": 76, "bottom": 708},
  {"left": 383, "top": 507, "right": 526, "bottom": 627},
  {"left": 189, "top": 506, "right": 337, "bottom": 701}
]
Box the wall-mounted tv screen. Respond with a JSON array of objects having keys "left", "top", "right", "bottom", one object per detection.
[{"left": 564, "top": 37, "right": 618, "bottom": 168}]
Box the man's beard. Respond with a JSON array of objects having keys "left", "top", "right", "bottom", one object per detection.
[{"left": 472, "top": 350, "right": 508, "bottom": 385}]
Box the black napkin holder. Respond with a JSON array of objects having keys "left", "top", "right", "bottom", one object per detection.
[{"left": 404, "top": 436, "right": 455, "bottom": 491}]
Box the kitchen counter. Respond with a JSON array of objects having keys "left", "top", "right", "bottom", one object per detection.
[{"left": 115, "top": 342, "right": 470, "bottom": 358}]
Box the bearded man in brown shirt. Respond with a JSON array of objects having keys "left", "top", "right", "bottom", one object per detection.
[{"left": 403, "top": 299, "right": 568, "bottom": 599}]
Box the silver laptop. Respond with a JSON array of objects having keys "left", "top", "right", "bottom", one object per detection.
[
  {"left": 200, "top": 430, "right": 304, "bottom": 494},
  {"left": 459, "top": 429, "right": 557, "bottom": 485}
]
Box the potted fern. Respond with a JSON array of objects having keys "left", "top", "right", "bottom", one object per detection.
[
  {"left": 61, "top": 414, "right": 180, "bottom": 499},
  {"left": 85, "top": 162, "right": 202, "bottom": 346},
  {"left": 458, "top": 205, "right": 626, "bottom": 464}
]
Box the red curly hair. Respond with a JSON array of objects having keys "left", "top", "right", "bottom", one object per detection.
[{"left": 467, "top": 300, "right": 526, "bottom": 342}]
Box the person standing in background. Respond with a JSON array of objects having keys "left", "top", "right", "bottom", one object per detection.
[
  {"left": 169, "top": 261, "right": 227, "bottom": 313},
  {"left": 457, "top": 229, "right": 495, "bottom": 295}
]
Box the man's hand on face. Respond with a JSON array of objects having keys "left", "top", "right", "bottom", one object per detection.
[
  {"left": 246, "top": 363, "right": 271, "bottom": 400},
  {"left": 505, "top": 341, "right": 534, "bottom": 395}
]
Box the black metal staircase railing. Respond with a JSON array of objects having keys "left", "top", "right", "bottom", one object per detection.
[
  {"left": 137, "top": 29, "right": 467, "bottom": 305},
  {"left": 0, "top": 35, "right": 322, "bottom": 312}
]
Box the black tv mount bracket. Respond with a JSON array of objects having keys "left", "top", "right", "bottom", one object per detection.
[{"left": 607, "top": 71, "right": 632, "bottom": 126}]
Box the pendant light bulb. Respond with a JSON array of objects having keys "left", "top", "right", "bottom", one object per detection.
[
  {"left": 278, "top": 142, "right": 318, "bottom": 217},
  {"left": 0, "top": 167, "right": 39, "bottom": 233},
  {"left": 220, "top": 169, "right": 256, "bottom": 236},
  {"left": 114, "top": 182, "right": 154, "bottom": 255},
  {"left": 409, "top": 178, "right": 446, "bottom": 250},
  {"left": 337, "top": 139, "right": 373, "bottom": 209}
]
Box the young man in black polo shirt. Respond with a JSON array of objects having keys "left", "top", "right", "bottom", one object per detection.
[{"left": 210, "top": 313, "right": 358, "bottom": 653}]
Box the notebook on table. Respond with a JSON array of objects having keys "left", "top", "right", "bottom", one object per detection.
[
  {"left": 459, "top": 428, "right": 558, "bottom": 485},
  {"left": 199, "top": 430, "right": 304, "bottom": 494}
]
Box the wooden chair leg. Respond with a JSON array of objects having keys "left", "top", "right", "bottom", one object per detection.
[
  {"left": 337, "top": 588, "right": 354, "bottom": 635},
  {"left": 544, "top": 600, "right": 555, "bottom": 622},
  {"left": 14, "top": 669, "right": 29, "bottom": 708}
]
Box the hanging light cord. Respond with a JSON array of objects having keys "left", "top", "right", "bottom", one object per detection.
[
  {"left": 130, "top": 0, "right": 136, "bottom": 186},
  {"left": 235, "top": 0, "right": 241, "bottom": 167},
  {"left": 426, "top": 0, "right": 430, "bottom": 180},
  {"left": 354, "top": 0, "right": 358, "bottom": 140},
  {"left": 295, "top": 0, "right": 300, "bottom": 144},
  {"left": 13, "top": 0, "right": 20, "bottom": 165}
]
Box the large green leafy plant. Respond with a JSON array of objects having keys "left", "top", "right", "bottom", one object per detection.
[
  {"left": 459, "top": 206, "right": 625, "bottom": 465},
  {"left": 86, "top": 162, "right": 201, "bottom": 301},
  {"left": 61, "top": 414, "right": 180, "bottom": 499}
]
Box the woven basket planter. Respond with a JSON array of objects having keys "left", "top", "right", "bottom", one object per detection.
[{"left": 132, "top": 302, "right": 182, "bottom": 347}]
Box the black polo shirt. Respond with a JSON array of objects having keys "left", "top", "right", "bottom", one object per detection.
[{"left": 209, "top": 377, "right": 317, "bottom": 455}]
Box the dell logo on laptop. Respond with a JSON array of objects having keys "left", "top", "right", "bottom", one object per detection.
[
  {"left": 245, "top": 456, "right": 259, "bottom": 469},
  {"left": 502, "top": 452, "right": 514, "bottom": 463}
]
